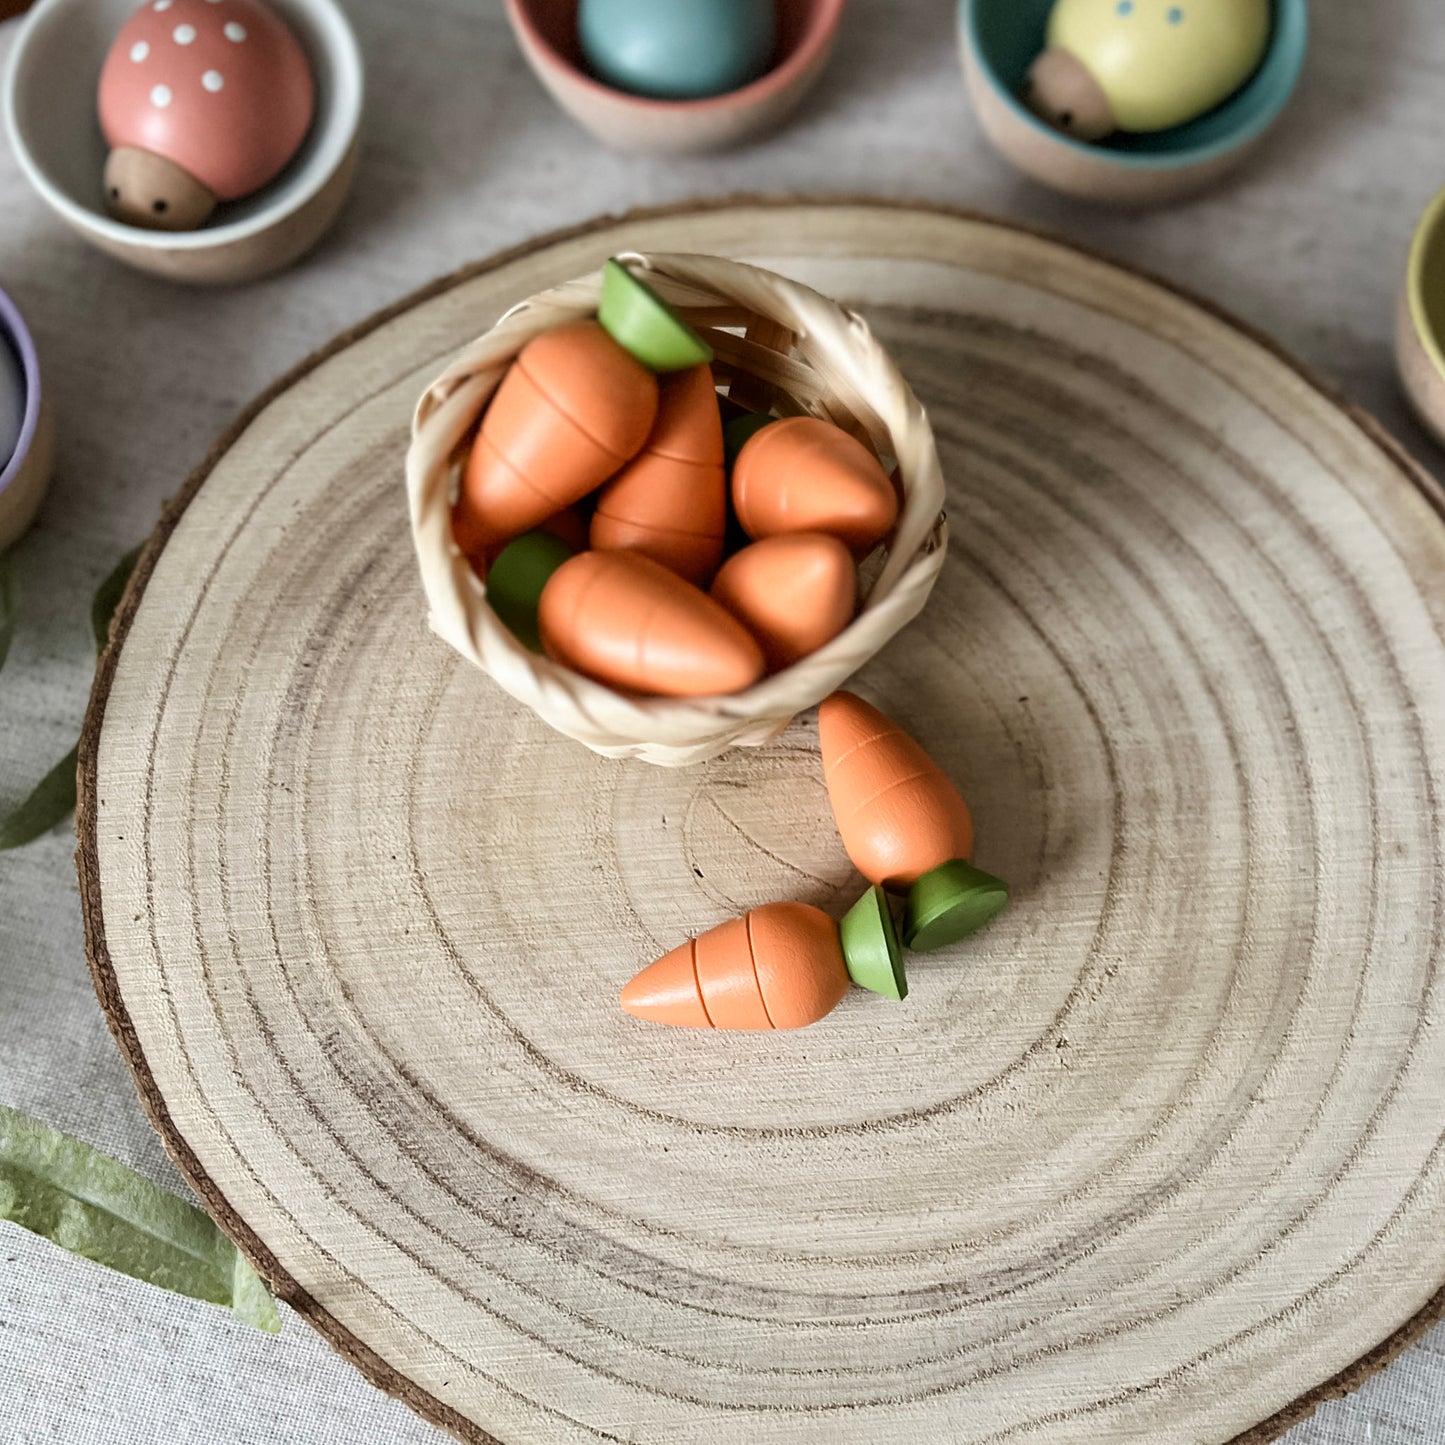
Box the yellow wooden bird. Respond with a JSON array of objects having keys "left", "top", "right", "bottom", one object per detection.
[{"left": 1026, "top": 0, "right": 1271, "bottom": 140}]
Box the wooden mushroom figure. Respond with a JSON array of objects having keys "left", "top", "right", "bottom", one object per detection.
[{"left": 97, "top": 0, "right": 314, "bottom": 231}]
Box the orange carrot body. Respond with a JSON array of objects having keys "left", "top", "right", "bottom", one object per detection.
[
  {"left": 454, "top": 503, "right": 589, "bottom": 573},
  {"left": 590, "top": 365, "right": 727, "bottom": 586},
  {"left": 819, "top": 691, "right": 974, "bottom": 890},
  {"left": 539, "top": 549, "right": 765, "bottom": 698},
  {"left": 458, "top": 321, "right": 657, "bottom": 548},
  {"left": 621, "top": 902, "right": 849, "bottom": 1030},
  {"left": 711, "top": 532, "right": 856, "bottom": 671},
  {"left": 732, "top": 416, "right": 898, "bottom": 554}
]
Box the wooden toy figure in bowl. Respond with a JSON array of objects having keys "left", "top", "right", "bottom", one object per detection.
[
  {"left": 4, "top": 0, "right": 362, "bottom": 283},
  {"left": 579, "top": 0, "right": 775, "bottom": 100},
  {"left": 959, "top": 0, "right": 1307, "bottom": 204},
  {"left": 1025, "top": 0, "right": 1269, "bottom": 143},
  {"left": 406, "top": 253, "right": 948, "bottom": 766},
  {"left": 503, "top": 0, "right": 845, "bottom": 154},
  {"left": 97, "top": 0, "right": 314, "bottom": 230}
]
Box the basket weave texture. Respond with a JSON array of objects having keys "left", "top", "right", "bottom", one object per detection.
[{"left": 406, "top": 251, "right": 948, "bottom": 766}]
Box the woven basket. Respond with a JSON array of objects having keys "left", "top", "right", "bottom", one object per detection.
[{"left": 406, "top": 251, "right": 948, "bottom": 766}]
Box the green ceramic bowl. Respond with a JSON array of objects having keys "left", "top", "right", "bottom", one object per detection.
[
  {"left": 1397, "top": 183, "right": 1445, "bottom": 448},
  {"left": 958, "top": 0, "right": 1307, "bottom": 205}
]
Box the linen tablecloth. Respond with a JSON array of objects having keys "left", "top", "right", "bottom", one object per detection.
[{"left": 2, "top": 0, "right": 1442, "bottom": 1438}]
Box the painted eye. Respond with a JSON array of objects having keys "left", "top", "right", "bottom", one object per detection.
[
  {"left": 1116, "top": 0, "right": 1134, "bottom": 13},
  {"left": 1167, "top": 6, "right": 1185, "bottom": 21}
]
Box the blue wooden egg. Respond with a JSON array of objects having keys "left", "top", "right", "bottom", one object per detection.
[{"left": 578, "top": 0, "right": 776, "bottom": 100}]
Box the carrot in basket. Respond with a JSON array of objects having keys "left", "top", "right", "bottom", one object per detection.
[
  {"left": 457, "top": 321, "right": 657, "bottom": 548},
  {"left": 710, "top": 532, "right": 856, "bottom": 672},
  {"left": 732, "top": 416, "right": 898, "bottom": 555},
  {"left": 590, "top": 364, "right": 727, "bottom": 587},
  {"left": 539, "top": 549, "right": 764, "bottom": 698}
]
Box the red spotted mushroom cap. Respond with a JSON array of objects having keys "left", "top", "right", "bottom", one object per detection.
[{"left": 98, "top": 0, "right": 314, "bottom": 201}]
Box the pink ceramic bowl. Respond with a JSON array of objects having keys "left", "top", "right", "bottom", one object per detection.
[{"left": 503, "top": 0, "right": 845, "bottom": 155}]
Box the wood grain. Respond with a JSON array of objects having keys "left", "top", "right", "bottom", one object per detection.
[{"left": 76, "top": 200, "right": 1445, "bottom": 1445}]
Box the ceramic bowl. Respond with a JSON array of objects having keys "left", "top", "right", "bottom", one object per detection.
[
  {"left": 1397, "top": 183, "right": 1445, "bottom": 448},
  {"left": 4, "top": 0, "right": 363, "bottom": 285},
  {"left": 503, "top": 0, "right": 844, "bottom": 155},
  {"left": 0, "top": 287, "right": 54, "bottom": 552},
  {"left": 958, "top": 0, "right": 1307, "bottom": 206}
]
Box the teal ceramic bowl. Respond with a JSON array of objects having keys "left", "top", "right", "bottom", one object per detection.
[{"left": 959, "top": 0, "right": 1307, "bottom": 205}]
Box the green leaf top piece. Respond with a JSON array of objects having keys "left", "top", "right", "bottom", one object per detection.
[
  {"left": 722, "top": 411, "right": 776, "bottom": 471},
  {"left": 903, "top": 859, "right": 1011, "bottom": 953},
  {"left": 0, "top": 544, "right": 140, "bottom": 850},
  {"left": 486, "top": 530, "right": 575, "bottom": 653},
  {"left": 0, "top": 1105, "right": 280, "bottom": 1332},
  {"left": 839, "top": 884, "right": 908, "bottom": 1001},
  {"left": 599, "top": 258, "right": 715, "bottom": 373}
]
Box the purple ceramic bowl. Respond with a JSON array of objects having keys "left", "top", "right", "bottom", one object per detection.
[{"left": 0, "top": 285, "right": 54, "bottom": 549}]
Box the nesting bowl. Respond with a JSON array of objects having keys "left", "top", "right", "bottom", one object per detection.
[
  {"left": 4, "top": 0, "right": 363, "bottom": 285},
  {"left": 958, "top": 0, "right": 1307, "bottom": 206},
  {"left": 406, "top": 251, "right": 948, "bottom": 766},
  {"left": 1397, "top": 183, "right": 1445, "bottom": 448},
  {"left": 502, "top": 0, "right": 844, "bottom": 155},
  {"left": 0, "top": 287, "right": 54, "bottom": 553}
]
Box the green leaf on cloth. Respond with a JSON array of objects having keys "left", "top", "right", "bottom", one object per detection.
[
  {"left": 0, "top": 554, "right": 16, "bottom": 674},
  {"left": 0, "top": 1105, "right": 281, "bottom": 1333},
  {"left": 0, "top": 744, "right": 77, "bottom": 850},
  {"left": 91, "top": 544, "right": 141, "bottom": 652},
  {"left": 0, "top": 545, "right": 140, "bottom": 849}
]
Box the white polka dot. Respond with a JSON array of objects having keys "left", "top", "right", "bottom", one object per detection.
[
  {"left": 129, "top": 40, "right": 149, "bottom": 61},
  {"left": 153, "top": 0, "right": 172, "bottom": 10},
  {"left": 150, "top": 83, "right": 172, "bottom": 108},
  {"left": 201, "top": 69, "right": 223, "bottom": 91},
  {"left": 224, "top": 21, "right": 246, "bottom": 40},
  {"left": 173, "top": 23, "right": 196, "bottom": 43}
]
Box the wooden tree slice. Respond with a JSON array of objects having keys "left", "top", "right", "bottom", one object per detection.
[{"left": 77, "top": 201, "right": 1445, "bottom": 1445}]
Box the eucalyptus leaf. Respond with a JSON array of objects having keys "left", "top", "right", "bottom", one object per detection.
[
  {"left": 0, "top": 1105, "right": 280, "bottom": 1333},
  {"left": 0, "top": 554, "right": 15, "bottom": 674},
  {"left": 0, "top": 744, "right": 77, "bottom": 850},
  {"left": 91, "top": 545, "right": 141, "bottom": 652},
  {"left": 0, "top": 545, "right": 141, "bottom": 849}
]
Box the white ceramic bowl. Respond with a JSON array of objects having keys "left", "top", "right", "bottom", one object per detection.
[{"left": 4, "top": 0, "right": 363, "bottom": 285}]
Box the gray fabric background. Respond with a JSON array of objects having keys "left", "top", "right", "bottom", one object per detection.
[{"left": 2, "top": 0, "right": 1442, "bottom": 1439}]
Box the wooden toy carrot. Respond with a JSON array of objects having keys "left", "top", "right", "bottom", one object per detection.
[
  {"left": 597, "top": 258, "right": 715, "bottom": 373},
  {"left": 539, "top": 549, "right": 765, "bottom": 698},
  {"left": 710, "top": 532, "right": 856, "bottom": 671},
  {"left": 732, "top": 416, "right": 898, "bottom": 554},
  {"left": 457, "top": 320, "right": 657, "bottom": 548},
  {"left": 452, "top": 503, "right": 588, "bottom": 572},
  {"left": 590, "top": 363, "right": 727, "bottom": 586},
  {"left": 620, "top": 888, "right": 906, "bottom": 1031},
  {"left": 819, "top": 691, "right": 1009, "bottom": 951}
]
